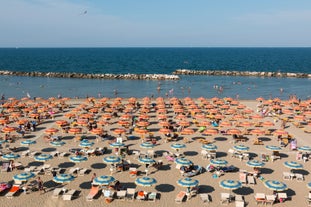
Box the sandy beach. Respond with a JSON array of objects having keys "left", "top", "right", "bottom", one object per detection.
[{"left": 1, "top": 96, "right": 311, "bottom": 207}]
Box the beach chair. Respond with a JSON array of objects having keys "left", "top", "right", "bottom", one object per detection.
[
  {"left": 306, "top": 193, "right": 311, "bottom": 206},
  {"left": 199, "top": 193, "right": 211, "bottom": 204},
  {"left": 235, "top": 195, "right": 245, "bottom": 207},
  {"left": 239, "top": 172, "right": 247, "bottom": 184},
  {"left": 116, "top": 190, "right": 126, "bottom": 200},
  {"left": 1, "top": 162, "right": 9, "bottom": 172},
  {"left": 6, "top": 184, "right": 20, "bottom": 199},
  {"left": 201, "top": 150, "right": 208, "bottom": 159},
  {"left": 21, "top": 150, "right": 30, "bottom": 157},
  {"left": 125, "top": 188, "right": 135, "bottom": 201},
  {"left": 220, "top": 193, "right": 231, "bottom": 205},
  {"left": 68, "top": 167, "right": 79, "bottom": 174},
  {"left": 295, "top": 173, "right": 304, "bottom": 181},
  {"left": 78, "top": 168, "right": 89, "bottom": 176},
  {"left": 63, "top": 189, "right": 77, "bottom": 200},
  {"left": 86, "top": 185, "right": 99, "bottom": 201},
  {"left": 148, "top": 192, "right": 157, "bottom": 202},
  {"left": 265, "top": 195, "right": 276, "bottom": 206},
  {"left": 283, "top": 172, "right": 291, "bottom": 180},
  {"left": 254, "top": 193, "right": 266, "bottom": 205},
  {"left": 136, "top": 191, "right": 146, "bottom": 201},
  {"left": 52, "top": 187, "right": 67, "bottom": 198},
  {"left": 247, "top": 175, "right": 256, "bottom": 185},
  {"left": 129, "top": 167, "right": 138, "bottom": 177},
  {"left": 175, "top": 191, "right": 186, "bottom": 203}
]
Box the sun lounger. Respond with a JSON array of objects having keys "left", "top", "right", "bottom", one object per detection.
[
  {"left": 247, "top": 175, "right": 256, "bottom": 185},
  {"left": 239, "top": 173, "right": 247, "bottom": 184},
  {"left": 21, "top": 150, "right": 30, "bottom": 157},
  {"left": 63, "top": 189, "right": 77, "bottom": 200},
  {"left": 220, "top": 193, "right": 231, "bottom": 205},
  {"left": 199, "top": 193, "right": 211, "bottom": 204},
  {"left": 283, "top": 172, "right": 291, "bottom": 180},
  {"left": 148, "top": 192, "right": 157, "bottom": 202},
  {"left": 116, "top": 190, "right": 126, "bottom": 200},
  {"left": 126, "top": 188, "right": 136, "bottom": 200},
  {"left": 136, "top": 191, "right": 146, "bottom": 201},
  {"left": 78, "top": 168, "right": 89, "bottom": 176},
  {"left": 68, "top": 167, "right": 79, "bottom": 174},
  {"left": 235, "top": 195, "right": 245, "bottom": 207},
  {"left": 86, "top": 185, "right": 99, "bottom": 201},
  {"left": 52, "top": 187, "right": 67, "bottom": 198},
  {"left": 265, "top": 195, "right": 276, "bottom": 206},
  {"left": 6, "top": 184, "right": 20, "bottom": 198},
  {"left": 295, "top": 173, "right": 304, "bottom": 181},
  {"left": 175, "top": 191, "right": 186, "bottom": 203},
  {"left": 254, "top": 193, "right": 266, "bottom": 205},
  {"left": 129, "top": 167, "right": 138, "bottom": 177}
]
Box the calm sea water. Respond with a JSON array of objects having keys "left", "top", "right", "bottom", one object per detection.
[{"left": 0, "top": 48, "right": 310, "bottom": 100}]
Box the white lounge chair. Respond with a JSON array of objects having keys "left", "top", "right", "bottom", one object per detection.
[
  {"left": 247, "top": 175, "right": 256, "bottom": 185},
  {"left": 199, "top": 193, "right": 211, "bottom": 204},
  {"left": 52, "top": 187, "right": 67, "bottom": 198},
  {"left": 126, "top": 188, "right": 136, "bottom": 200},
  {"left": 6, "top": 185, "right": 21, "bottom": 198},
  {"left": 63, "top": 189, "right": 77, "bottom": 200}
]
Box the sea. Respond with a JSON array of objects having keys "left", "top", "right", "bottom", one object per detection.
[{"left": 0, "top": 47, "right": 310, "bottom": 100}]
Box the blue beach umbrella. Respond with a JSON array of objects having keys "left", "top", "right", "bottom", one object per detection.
[
  {"left": 92, "top": 175, "right": 115, "bottom": 186},
  {"left": 177, "top": 177, "right": 199, "bottom": 192},
  {"left": 13, "top": 172, "right": 35, "bottom": 181},
  {"left": 50, "top": 140, "right": 65, "bottom": 147},
  {"left": 79, "top": 139, "right": 94, "bottom": 147},
  {"left": 298, "top": 146, "right": 311, "bottom": 152},
  {"left": 53, "top": 173, "right": 75, "bottom": 183},
  {"left": 284, "top": 161, "right": 303, "bottom": 170},
  {"left": 246, "top": 160, "right": 265, "bottom": 168},
  {"left": 171, "top": 143, "right": 186, "bottom": 151},
  {"left": 2, "top": 153, "right": 20, "bottom": 160},
  {"left": 140, "top": 142, "right": 155, "bottom": 149},
  {"left": 202, "top": 144, "right": 217, "bottom": 151},
  {"left": 265, "top": 145, "right": 282, "bottom": 151},
  {"left": 109, "top": 142, "right": 125, "bottom": 148},
  {"left": 210, "top": 159, "right": 228, "bottom": 167},
  {"left": 138, "top": 157, "right": 156, "bottom": 165},
  {"left": 174, "top": 157, "right": 193, "bottom": 166},
  {"left": 263, "top": 180, "right": 287, "bottom": 192},
  {"left": 69, "top": 155, "right": 88, "bottom": 163},
  {"left": 219, "top": 179, "right": 242, "bottom": 190},
  {"left": 233, "top": 145, "right": 249, "bottom": 152},
  {"left": 103, "top": 155, "right": 122, "bottom": 165},
  {"left": 34, "top": 154, "right": 53, "bottom": 162},
  {"left": 21, "top": 140, "right": 36, "bottom": 146},
  {"left": 135, "top": 176, "right": 157, "bottom": 187},
  {"left": 306, "top": 182, "right": 311, "bottom": 189}
]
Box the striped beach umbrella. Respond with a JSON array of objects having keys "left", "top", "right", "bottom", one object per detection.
[
  {"left": 233, "top": 145, "right": 249, "bottom": 152},
  {"left": 13, "top": 172, "right": 35, "bottom": 181},
  {"left": 53, "top": 173, "right": 75, "bottom": 183},
  {"left": 298, "top": 146, "right": 311, "bottom": 152},
  {"left": 219, "top": 179, "right": 242, "bottom": 190},
  {"left": 174, "top": 158, "right": 193, "bottom": 166},
  {"left": 109, "top": 142, "right": 125, "bottom": 148},
  {"left": 69, "top": 155, "right": 88, "bottom": 163},
  {"left": 50, "top": 140, "right": 65, "bottom": 147},
  {"left": 138, "top": 157, "right": 156, "bottom": 165},
  {"left": 284, "top": 161, "right": 303, "bottom": 170},
  {"left": 246, "top": 160, "right": 265, "bottom": 168},
  {"left": 265, "top": 145, "right": 282, "bottom": 151},
  {"left": 21, "top": 140, "right": 36, "bottom": 146},
  {"left": 202, "top": 144, "right": 218, "bottom": 151},
  {"left": 171, "top": 143, "right": 186, "bottom": 151},
  {"left": 92, "top": 175, "right": 115, "bottom": 186},
  {"left": 79, "top": 139, "right": 94, "bottom": 147},
  {"left": 210, "top": 159, "right": 228, "bottom": 167},
  {"left": 135, "top": 176, "right": 157, "bottom": 187},
  {"left": 140, "top": 142, "right": 155, "bottom": 149},
  {"left": 177, "top": 177, "right": 199, "bottom": 192},
  {"left": 103, "top": 155, "right": 121, "bottom": 165},
  {"left": 34, "top": 154, "right": 53, "bottom": 162},
  {"left": 263, "top": 180, "right": 287, "bottom": 192},
  {"left": 2, "top": 153, "right": 20, "bottom": 160}
]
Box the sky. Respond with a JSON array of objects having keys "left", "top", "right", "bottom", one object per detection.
[{"left": 0, "top": 0, "right": 311, "bottom": 47}]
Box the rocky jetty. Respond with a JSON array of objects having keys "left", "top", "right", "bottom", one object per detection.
[
  {"left": 0, "top": 70, "right": 180, "bottom": 80},
  {"left": 173, "top": 69, "right": 311, "bottom": 78}
]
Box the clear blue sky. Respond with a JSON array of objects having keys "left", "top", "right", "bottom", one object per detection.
[{"left": 1, "top": 0, "right": 311, "bottom": 47}]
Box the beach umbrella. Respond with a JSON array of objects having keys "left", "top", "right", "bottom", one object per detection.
[
  {"left": 79, "top": 139, "right": 94, "bottom": 147},
  {"left": 69, "top": 155, "right": 88, "bottom": 163},
  {"left": 113, "top": 128, "right": 126, "bottom": 135},
  {"left": 233, "top": 145, "right": 249, "bottom": 152},
  {"left": 177, "top": 177, "right": 199, "bottom": 193},
  {"left": 55, "top": 120, "right": 69, "bottom": 127},
  {"left": 140, "top": 142, "right": 155, "bottom": 149},
  {"left": 297, "top": 146, "right": 311, "bottom": 153},
  {"left": 109, "top": 142, "right": 125, "bottom": 148},
  {"left": 53, "top": 173, "right": 75, "bottom": 184},
  {"left": 265, "top": 145, "right": 282, "bottom": 151},
  {"left": 202, "top": 128, "right": 218, "bottom": 135},
  {"left": 45, "top": 128, "right": 59, "bottom": 134},
  {"left": 103, "top": 155, "right": 121, "bottom": 165},
  {"left": 202, "top": 144, "right": 218, "bottom": 151},
  {"left": 68, "top": 127, "right": 82, "bottom": 134},
  {"left": 2, "top": 153, "right": 20, "bottom": 160},
  {"left": 210, "top": 159, "right": 228, "bottom": 167},
  {"left": 135, "top": 176, "right": 157, "bottom": 187},
  {"left": 171, "top": 143, "right": 186, "bottom": 152},
  {"left": 226, "top": 129, "right": 242, "bottom": 135},
  {"left": 138, "top": 157, "right": 156, "bottom": 165},
  {"left": 263, "top": 180, "right": 287, "bottom": 192},
  {"left": 219, "top": 179, "right": 242, "bottom": 191},
  {"left": 92, "top": 175, "right": 116, "bottom": 186},
  {"left": 21, "top": 139, "right": 36, "bottom": 146},
  {"left": 175, "top": 157, "right": 193, "bottom": 167},
  {"left": 50, "top": 140, "right": 65, "bottom": 147},
  {"left": 34, "top": 154, "right": 53, "bottom": 162},
  {"left": 284, "top": 161, "right": 303, "bottom": 172},
  {"left": 306, "top": 182, "right": 311, "bottom": 189},
  {"left": 274, "top": 129, "right": 288, "bottom": 136},
  {"left": 13, "top": 172, "right": 35, "bottom": 182},
  {"left": 2, "top": 126, "right": 17, "bottom": 133},
  {"left": 246, "top": 160, "right": 265, "bottom": 168}
]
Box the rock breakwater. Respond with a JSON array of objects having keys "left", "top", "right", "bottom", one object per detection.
[
  {"left": 0, "top": 70, "right": 180, "bottom": 80},
  {"left": 173, "top": 69, "right": 311, "bottom": 78}
]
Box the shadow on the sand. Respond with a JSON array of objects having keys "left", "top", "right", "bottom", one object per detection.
[
  {"left": 28, "top": 161, "right": 43, "bottom": 167},
  {"left": 198, "top": 185, "right": 215, "bottom": 193},
  {"left": 217, "top": 152, "right": 227, "bottom": 158},
  {"left": 91, "top": 163, "right": 107, "bottom": 169},
  {"left": 155, "top": 184, "right": 175, "bottom": 192},
  {"left": 80, "top": 181, "right": 92, "bottom": 189},
  {"left": 184, "top": 151, "right": 198, "bottom": 156},
  {"left": 284, "top": 188, "right": 296, "bottom": 197},
  {"left": 42, "top": 147, "right": 57, "bottom": 152},
  {"left": 59, "top": 162, "right": 75, "bottom": 168},
  {"left": 261, "top": 167, "right": 274, "bottom": 174},
  {"left": 214, "top": 137, "right": 228, "bottom": 141},
  {"left": 234, "top": 186, "right": 254, "bottom": 195}
]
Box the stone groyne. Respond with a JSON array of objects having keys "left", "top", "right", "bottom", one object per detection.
[
  {"left": 173, "top": 69, "right": 311, "bottom": 78},
  {"left": 0, "top": 70, "right": 180, "bottom": 80}
]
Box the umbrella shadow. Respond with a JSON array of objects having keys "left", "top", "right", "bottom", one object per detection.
[
  {"left": 127, "top": 136, "right": 140, "bottom": 140},
  {"left": 159, "top": 164, "right": 171, "bottom": 171},
  {"left": 261, "top": 167, "right": 274, "bottom": 175},
  {"left": 155, "top": 150, "right": 168, "bottom": 156},
  {"left": 217, "top": 152, "right": 227, "bottom": 158},
  {"left": 43, "top": 180, "right": 59, "bottom": 189},
  {"left": 279, "top": 153, "right": 289, "bottom": 158},
  {"left": 184, "top": 151, "right": 198, "bottom": 156},
  {"left": 198, "top": 184, "right": 215, "bottom": 193},
  {"left": 121, "top": 182, "right": 137, "bottom": 189},
  {"left": 15, "top": 147, "right": 29, "bottom": 152},
  {"left": 91, "top": 163, "right": 106, "bottom": 169},
  {"left": 214, "top": 137, "right": 227, "bottom": 142},
  {"left": 155, "top": 184, "right": 175, "bottom": 192},
  {"left": 258, "top": 137, "right": 271, "bottom": 142},
  {"left": 58, "top": 162, "right": 75, "bottom": 168},
  {"left": 248, "top": 152, "right": 258, "bottom": 159},
  {"left": 79, "top": 181, "right": 92, "bottom": 189},
  {"left": 62, "top": 136, "right": 75, "bottom": 140},
  {"left": 234, "top": 186, "right": 254, "bottom": 195},
  {"left": 28, "top": 161, "right": 43, "bottom": 167},
  {"left": 284, "top": 188, "right": 295, "bottom": 197},
  {"left": 42, "top": 147, "right": 57, "bottom": 152},
  {"left": 293, "top": 169, "right": 309, "bottom": 176},
  {"left": 24, "top": 135, "right": 36, "bottom": 139}
]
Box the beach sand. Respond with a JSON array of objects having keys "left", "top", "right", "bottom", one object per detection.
[{"left": 0, "top": 97, "right": 310, "bottom": 207}]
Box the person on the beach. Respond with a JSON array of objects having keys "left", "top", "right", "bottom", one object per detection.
[
  {"left": 37, "top": 177, "right": 45, "bottom": 194},
  {"left": 91, "top": 173, "right": 96, "bottom": 183}
]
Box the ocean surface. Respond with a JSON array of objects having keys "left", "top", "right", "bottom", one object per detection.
[{"left": 0, "top": 47, "right": 310, "bottom": 100}]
